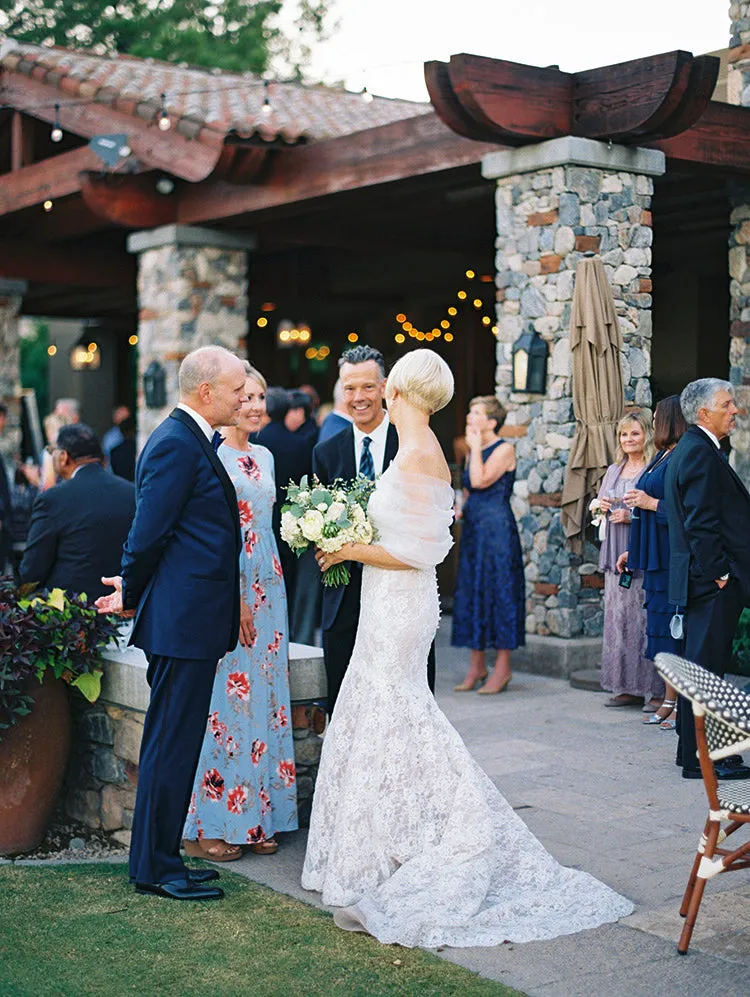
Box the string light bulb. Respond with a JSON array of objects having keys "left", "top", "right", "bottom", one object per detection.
[
  {"left": 465, "top": 269, "right": 475, "bottom": 279},
  {"left": 360, "top": 86, "right": 374, "bottom": 104},
  {"left": 444, "top": 333, "right": 454, "bottom": 342},
  {"left": 47, "top": 345, "right": 57, "bottom": 357},
  {"left": 473, "top": 298, "right": 482, "bottom": 308},
  {"left": 50, "top": 103, "right": 63, "bottom": 143},
  {"left": 395, "top": 313, "right": 406, "bottom": 323},
  {"left": 43, "top": 199, "right": 53, "bottom": 212},
  {"left": 257, "top": 317, "right": 268, "bottom": 328},
  {"left": 347, "top": 332, "right": 359, "bottom": 343},
  {"left": 447, "top": 307, "right": 457, "bottom": 316},
  {"left": 395, "top": 333, "right": 405, "bottom": 343},
  {"left": 262, "top": 79, "right": 272, "bottom": 116},
  {"left": 158, "top": 94, "right": 171, "bottom": 131},
  {"left": 457, "top": 290, "right": 467, "bottom": 300},
  {"left": 128, "top": 334, "right": 139, "bottom": 346},
  {"left": 481, "top": 316, "right": 492, "bottom": 326},
  {"left": 119, "top": 142, "right": 132, "bottom": 158}
]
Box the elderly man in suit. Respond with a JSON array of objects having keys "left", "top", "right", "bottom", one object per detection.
[
  {"left": 313, "top": 345, "right": 436, "bottom": 715},
  {"left": 19, "top": 424, "right": 135, "bottom": 598},
  {"left": 665, "top": 377, "right": 750, "bottom": 780},
  {"left": 96, "top": 346, "right": 247, "bottom": 901}
]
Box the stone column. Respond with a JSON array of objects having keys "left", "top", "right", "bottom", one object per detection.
[
  {"left": 126, "top": 225, "right": 255, "bottom": 442},
  {"left": 0, "top": 278, "right": 27, "bottom": 461},
  {"left": 728, "top": 7, "right": 750, "bottom": 487},
  {"left": 482, "top": 137, "right": 665, "bottom": 644}
]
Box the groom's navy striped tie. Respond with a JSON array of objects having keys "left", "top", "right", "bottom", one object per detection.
[
  {"left": 211, "top": 431, "right": 225, "bottom": 452},
  {"left": 359, "top": 436, "right": 375, "bottom": 480}
]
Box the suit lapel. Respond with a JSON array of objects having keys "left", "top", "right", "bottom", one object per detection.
[
  {"left": 341, "top": 427, "right": 357, "bottom": 480},
  {"left": 169, "top": 409, "right": 241, "bottom": 546}
]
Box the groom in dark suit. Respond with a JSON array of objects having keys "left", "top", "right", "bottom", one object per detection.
[
  {"left": 96, "top": 346, "right": 247, "bottom": 900},
  {"left": 665, "top": 378, "right": 750, "bottom": 780},
  {"left": 313, "top": 345, "right": 435, "bottom": 714}
]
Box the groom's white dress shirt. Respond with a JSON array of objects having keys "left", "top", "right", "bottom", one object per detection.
[{"left": 353, "top": 410, "right": 390, "bottom": 475}]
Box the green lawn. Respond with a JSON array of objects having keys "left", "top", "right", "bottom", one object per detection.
[{"left": 0, "top": 864, "right": 525, "bottom": 997}]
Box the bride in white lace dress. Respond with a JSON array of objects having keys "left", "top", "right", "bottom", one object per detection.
[{"left": 302, "top": 349, "right": 633, "bottom": 948}]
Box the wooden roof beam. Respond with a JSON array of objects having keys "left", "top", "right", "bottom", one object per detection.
[
  {"left": 427, "top": 51, "right": 719, "bottom": 146},
  {"left": 651, "top": 101, "right": 750, "bottom": 176},
  {"left": 0, "top": 237, "right": 135, "bottom": 286},
  {"left": 177, "top": 112, "right": 497, "bottom": 225},
  {"left": 1, "top": 72, "right": 224, "bottom": 182}
]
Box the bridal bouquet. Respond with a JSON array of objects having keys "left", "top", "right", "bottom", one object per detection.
[
  {"left": 280, "top": 475, "right": 376, "bottom": 587},
  {"left": 589, "top": 497, "right": 607, "bottom": 541}
]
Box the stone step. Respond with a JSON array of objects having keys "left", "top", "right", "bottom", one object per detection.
[{"left": 569, "top": 667, "right": 605, "bottom": 691}]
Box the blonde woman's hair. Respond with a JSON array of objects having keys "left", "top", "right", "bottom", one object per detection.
[
  {"left": 242, "top": 360, "right": 267, "bottom": 391},
  {"left": 386, "top": 349, "right": 454, "bottom": 415},
  {"left": 469, "top": 395, "right": 507, "bottom": 432},
  {"left": 615, "top": 408, "right": 654, "bottom": 464}
]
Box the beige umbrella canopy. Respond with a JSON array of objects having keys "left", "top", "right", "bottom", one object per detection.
[{"left": 561, "top": 256, "right": 625, "bottom": 551}]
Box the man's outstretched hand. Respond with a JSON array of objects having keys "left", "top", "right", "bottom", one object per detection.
[{"left": 95, "top": 576, "right": 136, "bottom": 618}]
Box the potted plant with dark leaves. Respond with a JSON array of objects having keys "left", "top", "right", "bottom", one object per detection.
[{"left": 0, "top": 582, "right": 119, "bottom": 854}]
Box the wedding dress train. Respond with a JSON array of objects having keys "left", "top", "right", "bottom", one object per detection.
[{"left": 301, "top": 463, "right": 633, "bottom": 948}]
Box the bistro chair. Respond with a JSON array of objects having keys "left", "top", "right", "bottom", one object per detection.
[{"left": 655, "top": 652, "right": 750, "bottom": 955}]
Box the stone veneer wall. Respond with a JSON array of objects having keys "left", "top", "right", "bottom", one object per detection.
[
  {"left": 728, "top": 9, "right": 750, "bottom": 488},
  {"left": 127, "top": 226, "right": 253, "bottom": 442},
  {"left": 0, "top": 280, "right": 26, "bottom": 462},
  {"left": 483, "top": 139, "right": 664, "bottom": 639}
]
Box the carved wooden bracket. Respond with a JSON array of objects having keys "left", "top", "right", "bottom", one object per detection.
[
  {"left": 79, "top": 171, "right": 178, "bottom": 228},
  {"left": 426, "top": 50, "right": 719, "bottom": 146}
]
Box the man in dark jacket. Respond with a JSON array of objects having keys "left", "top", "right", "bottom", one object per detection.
[
  {"left": 19, "top": 424, "right": 135, "bottom": 601},
  {"left": 665, "top": 377, "right": 750, "bottom": 780}
]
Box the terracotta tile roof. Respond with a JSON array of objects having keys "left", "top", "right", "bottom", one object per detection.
[{"left": 0, "top": 41, "right": 430, "bottom": 145}]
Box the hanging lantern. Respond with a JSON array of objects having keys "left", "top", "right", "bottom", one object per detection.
[
  {"left": 143, "top": 360, "right": 167, "bottom": 409},
  {"left": 512, "top": 330, "right": 548, "bottom": 394}
]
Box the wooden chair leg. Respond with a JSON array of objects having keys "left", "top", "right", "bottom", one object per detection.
[
  {"left": 679, "top": 818, "right": 711, "bottom": 918},
  {"left": 677, "top": 820, "right": 721, "bottom": 955}
]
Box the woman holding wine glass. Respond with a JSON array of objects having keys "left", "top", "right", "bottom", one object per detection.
[{"left": 596, "top": 410, "right": 656, "bottom": 709}]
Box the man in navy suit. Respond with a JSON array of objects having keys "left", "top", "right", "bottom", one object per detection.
[
  {"left": 313, "top": 345, "right": 436, "bottom": 714},
  {"left": 19, "top": 424, "right": 135, "bottom": 599},
  {"left": 96, "top": 346, "right": 247, "bottom": 900},
  {"left": 665, "top": 378, "right": 750, "bottom": 781}
]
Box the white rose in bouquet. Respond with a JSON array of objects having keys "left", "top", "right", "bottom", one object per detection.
[
  {"left": 300, "top": 509, "right": 326, "bottom": 542},
  {"left": 325, "top": 501, "right": 346, "bottom": 522}
]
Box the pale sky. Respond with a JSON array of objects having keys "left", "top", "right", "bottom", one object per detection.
[{"left": 302, "top": 0, "right": 730, "bottom": 102}]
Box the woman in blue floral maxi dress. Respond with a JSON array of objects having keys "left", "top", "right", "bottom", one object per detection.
[{"left": 183, "top": 366, "right": 298, "bottom": 859}]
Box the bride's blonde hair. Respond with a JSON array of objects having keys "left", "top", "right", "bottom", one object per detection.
[{"left": 386, "top": 349, "right": 454, "bottom": 415}]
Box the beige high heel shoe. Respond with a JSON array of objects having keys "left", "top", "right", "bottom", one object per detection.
[
  {"left": 477, "top": 673, "right": 512, "bottom": 695},
  {"left": 454, "top": 671, "right": 488, "bottom": 692}
]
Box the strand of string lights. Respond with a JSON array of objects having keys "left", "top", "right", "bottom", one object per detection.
[{"left": 391, "top": 269, "right": 497, "bottom": 348}]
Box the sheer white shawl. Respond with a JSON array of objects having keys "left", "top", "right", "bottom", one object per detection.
[{"left": 371, "top": 462, "right": 454, "bottom": 570}]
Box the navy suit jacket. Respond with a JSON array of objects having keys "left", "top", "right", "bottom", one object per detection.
[
  {"left": 121, "top": 408, "right": 241, "bottom": 660},
  {"left": 19, "top": 462, "right": 135, "bottom": 601},
  {"left": 665, "top": 425, "right": 750, "bottom": 608},
  {"left": 313, "top": 420, "right": 398, "bottom": 631}
]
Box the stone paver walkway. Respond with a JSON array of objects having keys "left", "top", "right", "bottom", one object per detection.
[{"left": 228, "top": 622, "right": 750, "bottom": 997}]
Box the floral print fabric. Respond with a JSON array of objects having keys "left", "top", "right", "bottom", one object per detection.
[{"left": 183, "top": 444, "right": 298, "bottom": 845}]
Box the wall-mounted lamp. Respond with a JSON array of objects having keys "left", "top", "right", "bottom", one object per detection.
[
  {"left": 512, "top": 330, "right": 548, "bottom": 394},
  {"left": 143, "top": 359, "right": 167, "bottom": 408}
]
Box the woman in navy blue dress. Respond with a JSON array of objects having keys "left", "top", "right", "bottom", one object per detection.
[
  {"left": 452, "top": 396, "right": 525, "bottom": 694},
  {"left": 618, "top": 396, "right": 687, "bottom": 729}
]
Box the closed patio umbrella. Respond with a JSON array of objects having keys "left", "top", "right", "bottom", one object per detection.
[{"left": 560, "top": 256, "right": 625, "bottom": 551}]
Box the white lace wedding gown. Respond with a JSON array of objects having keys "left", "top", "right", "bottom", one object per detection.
[{"left": 301, "top": 462, "right": 634, "bottom": 948}]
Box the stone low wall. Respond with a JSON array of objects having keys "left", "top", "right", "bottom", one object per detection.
[{"left": 64, "top": 636, "right": 327, "bottom": 843}]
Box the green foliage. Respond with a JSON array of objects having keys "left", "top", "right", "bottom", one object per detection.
[
  {"left": 0, "top": 581, "right": 120, "bottom": 738},
  {"left": 0, "top": 864, "right": 525, "bottom": 997},
  {"left": 0, "top": 0, "right": 332, "bottom": 76},
  {"left": 731, "top": 608, "right": 750, "bottom": 677},
  {"left": 19, "top": 320, "right": 49, "bottom": 421}
]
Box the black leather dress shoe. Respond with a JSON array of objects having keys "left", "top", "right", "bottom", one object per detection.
[
  {"left": 682, "top": 761, "right": 750, "bottom": 780},
  {"left": 135, "top": 881, "right": 224, "bottom": 901},
  {"left": 188, "top": 869, "right": 220, "bottom": 884}
]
